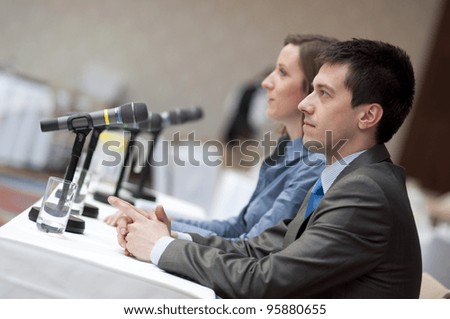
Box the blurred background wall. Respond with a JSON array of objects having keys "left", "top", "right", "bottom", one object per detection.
[
  {"left": 0, "top": 0, "right": 449, "bottom": 206},
  {"left": 0, "top": 0, "right": 444, "bottom": 155}
]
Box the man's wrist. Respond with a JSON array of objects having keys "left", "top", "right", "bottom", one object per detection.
[
  {"left": 150, "top": 233, "right": 193, "bottom": 265},
  {"left": 150, "top": 236, "right": 174, "bottom": 265}
]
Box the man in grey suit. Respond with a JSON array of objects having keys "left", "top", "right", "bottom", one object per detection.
[{"left": 109, "top": 39, "right": 422, "bottom": 298}]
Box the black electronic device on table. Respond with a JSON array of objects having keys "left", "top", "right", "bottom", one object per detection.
[{"left": 28, "top": 206, "right": 85, "bottom": 234}]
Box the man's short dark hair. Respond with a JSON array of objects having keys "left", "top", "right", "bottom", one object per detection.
[{"left": 318, "top": 39, "right": 415, "bottom": 144}]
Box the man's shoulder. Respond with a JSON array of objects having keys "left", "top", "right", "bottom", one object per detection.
[
  {"left": 333, "top": 160, "right": 407, "bottom": 198},
  {"left": 353, "top": 160, "right": 405, "bottom": 184}
]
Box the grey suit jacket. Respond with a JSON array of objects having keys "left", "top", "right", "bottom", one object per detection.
[{"left": 158, "top": 144, "right": 422, "bottom": 298}]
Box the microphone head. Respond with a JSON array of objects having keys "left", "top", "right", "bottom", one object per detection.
[
  {"left": 133, "top": 102, "right": 149, "bottom": 122},
  {"left": 167, "top": 110, "right": 181, "bottom": 125},
  {"left": 174, "top": 106, "right": 203, "bottom": 124},
  {"left": 40, "top": 119, "right": 60, "bottom": 132},
  {"left": 119, "top": 102, "right": 148, "bottom": 124},
  {"left": 189, "top": 106, "right": 203, "bottom": 120},
  {"left": 178, "top": 109, "right": 191, "bottom": 123},
  {"left": 148, "top": 112, "right": 163, "bottom": 132},
  {"left": 139, "top": 112, "right": 163, "bottom": 132}
]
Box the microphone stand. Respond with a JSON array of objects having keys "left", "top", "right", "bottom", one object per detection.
[
  {"left": 29, "top": 127, "right": 91, "bottom": 234},
  {"left": 64, "top": 129, "right": 91, "bottom": 184},
  {"left": 127, "top": 108, "right": 202, "bottom": 202},
  {"left": 93, "top": 129, "right": 139, "bottom": 205},
  {"left": 130, "top": 129, "right": 161, "bottom": 201},
  {"left": 76, "top": 127, "right": 103, "bottom": 191},
  {"left": 70, "top": 127, "right": 104, "bottom": 218}
]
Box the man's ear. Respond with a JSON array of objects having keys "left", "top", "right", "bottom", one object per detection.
[{"left": 358, "top": 103, "right": 383, "bottom": 130}]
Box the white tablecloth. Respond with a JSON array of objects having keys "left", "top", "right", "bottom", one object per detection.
[{"left": 0, "top": 196, "right": 215, "bottom": 298}]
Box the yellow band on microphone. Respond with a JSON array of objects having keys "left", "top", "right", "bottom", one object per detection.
[{"left": 104, "top": 109, "right": 110, "bottom": 125}]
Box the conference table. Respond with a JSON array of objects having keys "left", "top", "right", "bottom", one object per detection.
[{"left": 0, "top": 187, "right": 216, "bottom": 298}]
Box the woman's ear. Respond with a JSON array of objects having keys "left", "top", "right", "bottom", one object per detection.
[{"left": 358, "top": 103, "right": 383, "bottom": 130}]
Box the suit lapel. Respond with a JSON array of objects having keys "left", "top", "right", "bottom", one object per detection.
[
  {"left": 283, "top": 191, "right": 311, "bottom": 247},
  {"left": 282, "top": 144, "right": 392, "bottom": 247}
]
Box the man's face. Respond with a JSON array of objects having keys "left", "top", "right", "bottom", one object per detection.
[{"left": 298, "top": 63, "right": 361, "bottom": 160}]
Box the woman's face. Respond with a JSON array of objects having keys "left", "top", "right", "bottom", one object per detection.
[{"left": 261, "top": 44, "right": 306, "bottom": 126}]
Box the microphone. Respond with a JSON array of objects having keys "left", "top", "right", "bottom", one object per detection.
[
  {"left": 161, "top": 106, "right": 204, "bottom": 128},
  {"left": 40, "top": 102, "right": 149, "bottom": 132},
  {"left": 130, "top": 106, "right": 203, "bottom": 202},
  {"left": 137, "top": 112, "right": 163, "bottom": 132},
  {"left": 138, "top": 106, "right": 203, "bottom": 132}
]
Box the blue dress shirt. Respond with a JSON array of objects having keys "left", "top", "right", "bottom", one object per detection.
[
  {"left": 171, "top": 136, "right": 325, "bottom": 241},
  {"left": 320, "top": 149, "right": 366, "bottom": 194}
]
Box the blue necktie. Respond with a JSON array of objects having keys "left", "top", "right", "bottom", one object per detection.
[{"left": 304, "top": 178, "right": 324, "bottom": 220}]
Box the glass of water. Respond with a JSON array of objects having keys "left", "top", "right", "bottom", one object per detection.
[
  {"left": 71, "top": 167, "right": 91, "bottom": 215},
  {"left": 37, "top": 176, "right": 78, "bottom": 234}
]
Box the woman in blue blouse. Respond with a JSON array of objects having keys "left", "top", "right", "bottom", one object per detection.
[
  {"left": 169, "top": 35, "right": 335, "bottom": 240},
  {"left": 106, "top": 34, "right": 335, "bottom": 240}
]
